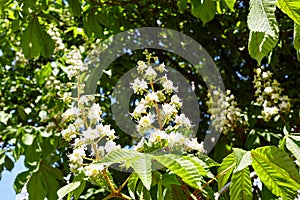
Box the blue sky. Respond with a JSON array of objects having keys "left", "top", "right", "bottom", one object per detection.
[{"left": 0, "top": 156, "right": 26, "bottom": 200}]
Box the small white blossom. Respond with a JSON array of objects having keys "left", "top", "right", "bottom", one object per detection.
[
  {"left": 96, "top": 124, "right": 116, "bottom": 139},
  {"left": 132, "top": 103, "right": 147, "bottom": 119},
  {"left": 162, "top": 104, "right": 177, "bottom": 116},
  {"left": 162, "top": 80, "right": 177, "bottom": 93},
  {"left": 131, "top": 78, "right": 148, "bottom": 94},
  {"left": 175, "top": 114, "right": 192, "bottom": 129},
  {"left": 88, "top": 103, "right": 102, "bottom": 124},
  {"left": 184, "top": 138, "right": 204, "bottom": 152},
  {"left": 138, "top": 114, "right": 154, "bottom": 130},
  {"left": 62, "top": 106, "right": 81, "bottom": 121},
  {"left": 104, "top": 140, "right": 120, "bottom": 153},
  {"left": 69, "top": 147, "right": 86, "bottom": 164},
  {"left": 148, "top": 130, "right": 168, "bottom": 144},
  {"left": 82, "top": 128, "right": 99, "bottom": 143},
  {"left": 264, "top": 87, "right": 273, "bottom": 94},
  {"left": 144, "top": 66, "right": 157, "bottom": 81},
  {"left": 170, "top": 95, "right": 182, "bottom": 108},
  {"left": 145, "top": 92, "right": 159, "bottom": 103},
  {"left": 74, "top": 118, "right": 85, "bottom": 129},
  {"left": 84, "top": 164, "right": 104, "bottom": 177},
  {"left": 137, "top": 61, "right": 148, "bottom": 73},
  {"left": 62, "top": 124, "right": 77, "bottom": 141},
  {"left": 155, "top": 63, "right": 167, "bottom": 72},
  {"left": 78, "top": 95, "right": 89, "bottom": 107},
  {"left": 168, "top": 132, "right": 185, "bottom": 147}
]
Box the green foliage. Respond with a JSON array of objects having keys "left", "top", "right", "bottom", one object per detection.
[
  {"left": 191, "top": 0, "right": 217, "bottom": 25},
  {"left": 277, "top": 0, "right": 300, "bottom": 25},
  {"left": 217, "top": 153, "right": 235, "bottom": 190},
  {"left": 1, "top": 0, "right": 300, "bottom": 199},
  {"left": 229, "top": 167, "right": 253, "bottom": 200},
  {"left": 251, "top": 146, "right": 300, "bottom": 199},
  {"left": 21, "top": 18, "right": 55, "bottom": 59},
  {"left": 248, "top": 0, "right": 278, "bottom": 64}
]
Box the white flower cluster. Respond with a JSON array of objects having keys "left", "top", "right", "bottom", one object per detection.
[
  {"left": 47, "top": 24, "right": 65, "bottom": 53},
  {"left": 61, "top": 58, "right": 119, "bottom": 176},
  {"left": 65, "top": 47, "right": 88, "bottom": 80},
  {"left": 207, "top": 89, "right": 244, "bottom": 135},
  {"left": 62, "top": 95, "right": 120, "bottom": 175},
  {"left": 253, "top": 67, "right": 291, "bottom": 121},
  {"left": 130, "top": 51, "right": 204, "bottom": 153}
]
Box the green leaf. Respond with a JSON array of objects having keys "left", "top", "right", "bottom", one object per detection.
[
  {"left": 57, "top": 182, "right": 81, "bottom": 200},
  {"left": 182, "top": 155, "right": 208, "bottom": 177},
  {"left": 100, "top": 149, "right": 152, "bottom": 190},
  {"left": 152, "top": 154, "right": 203, "bottom": 189},
  {"left": 35, "top": 63, "right": 52, "bottom": 85},
  {"left": 248, "top": 31, "right": 278, "bottom": 64},
  {"left": 136, "top": 181, "right": 152, "bottom": 200},
  {"left": 224, "top": 0, "right": 237, "bottom": 12},
  {"left": 17, "top": 106, "right": 27, "bottom": 122},
  {"left": 68, "top": 0, "right": 82, "bottom": 16},
  {"left": 162, "top": 172, "right": 181, "bottom": 188},
  {"left": 247, "top": 0, "right": 279, "bottom": 63},
  {"left": 130, "top": 153, "right": 152, "bottom": 190},
  {"left": 128, "top": 173, "right": 139, "bottom": 199},
  {"left": 27, "top": 162, "right": 62, "bottom": 200},
  {"left": 21, "top": 17, "right": 55, "bottom": 59},
  {"left": 4, "top": 155, "right": 14, "bottom": 171},
  {"left": 229, "top": 167, "right": 253, "bottom": 200},
  {"left": 251, "top": 146, "right": 300, "bottom": 199},
  {"left": 99, "top": 149, "right": 138, "bottom": 166},
  {"left": 217, "top": 153, "right": 236, "bottom": 191},
  {"left": 40, "top": 163, "right": 61, "bottom": 200},
  {"left": 290, "top": 134, "right": 300, "bottom": 141},
  {"left": 14, "top": 170, "right": 30, "bottom": 193},
  {"left": 166, "top": 185, "right": 188, "bottom": 200},
  {"left": 277, "top": 0, "right": 300, "bottom": 25},
  {"left": 235, "top": 151, "right": 252, "bottom": 172},
  {"left": 294, "top": 23, "right": 300, "bottom": 59},
  {"left": 191, "top": 0, "right": 217, "bottom": 25},
  {"left": 27, "top": 171, "right": 47, "bottom": 200},
  {"left": 177, "top": 0, "right": 188, "bottom": 13},
  {"left": 84, "top": 12, "right": 103, "bottom": 38},
  {"left": 286, "top": 137, "right": 300, "bottom": 162}
]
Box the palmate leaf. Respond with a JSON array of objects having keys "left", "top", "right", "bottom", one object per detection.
[
  {"left": 247, "top": 0, "right": 279, "bottom": 63},
  {"left": 20, "top": 18, "right": 55, "bottom": 59},
  {"left": 99, "top": 149, "right": 152, "bottom": 190},
  {"left": 229, "top": 167, "right": 253, "bottom": 200},
  {"left": 151, "top": 154, "right": 203, "bottom": 189},
  {"left": 251, "top": 146, "right": 300, "bottom": 199},
  {"left": 277, "top": 0, "right": 300, "bottom": 25},
  {"left": 28, "top": 162, "right": 63, "bottom": 200}
]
